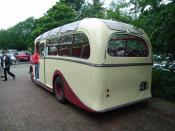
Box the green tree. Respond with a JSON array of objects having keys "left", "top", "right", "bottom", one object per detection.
[
  {"left": 0, "top": 30, "right": 9, "bottom": 49},
  {"left": 135, "top": 1, "right": 175, "bottom": 54},
  {"left": 32, "top": 2, "right": 76, "bottom": 37},
  {"left": 0, "top": 17, "right": 35, "bottom": 50},
  {"left": 106, "top": 0, "right": 133, "bottom": 23},
  {"left": 79, "top": 0, "right": 105, "bottom": 19},
  {"left": 60, "top": 0, "right": 85, "bottom": 11}
]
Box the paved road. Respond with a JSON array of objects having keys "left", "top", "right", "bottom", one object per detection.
[{"left": 0, "top": 64, "right": 175, "bottom": 131}]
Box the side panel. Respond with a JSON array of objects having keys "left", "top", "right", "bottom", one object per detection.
[
  {"left": 69, "top": 63, "right": 106, "bottom": 111},
  {"left": 37, "top": 57, "right": 152, "bottom": 112},
  {"left": 44, "top": 57, "right": 107, "bottom": 111},
  {"left": 44, "top": 57, "right": 70, "bottom": 89},
  {"left": 39, "top": 58, "right": 45, "bottom": 83}
]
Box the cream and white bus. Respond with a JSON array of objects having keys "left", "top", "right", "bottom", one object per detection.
[{"left": 30, "top": 18, "right": 152, "bottom": 112}]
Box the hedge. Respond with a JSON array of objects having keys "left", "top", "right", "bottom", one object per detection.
[{"left": 152, "top": 69, "right": 175, "bottom": 102}]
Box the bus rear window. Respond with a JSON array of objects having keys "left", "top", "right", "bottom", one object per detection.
[{"left": 107, "top": 34, "right": 149, "bottom": 57}]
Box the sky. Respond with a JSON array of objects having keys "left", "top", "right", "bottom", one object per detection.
[
  {"left": 0, "top": 0, "right": 113, "bottom": 30},
  {"left": 0, "top": 0, "right": 58, "bottom": 29},
  {"left": 0, "top": 0, "right": 171, "bottom": 29}
]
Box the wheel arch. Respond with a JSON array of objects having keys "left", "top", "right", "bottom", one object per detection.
[
  {"left": 52, "top": 69, "right": 95, "bottom": 112},
  {"left": 52, "top": 70, "right": 63, "bottom": 92}
]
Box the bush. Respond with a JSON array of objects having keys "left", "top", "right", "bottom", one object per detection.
[{"left": 152, "top": 69, "right": 175, "bottom": 102}]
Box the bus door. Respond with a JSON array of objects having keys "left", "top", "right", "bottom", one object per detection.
[{"left": 39, "top": 42, "right": 46, "bottom": 84}]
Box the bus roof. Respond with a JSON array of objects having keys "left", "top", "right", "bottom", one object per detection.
[{"left": 35, "top": 18, "right": 144, "bottom": 43}]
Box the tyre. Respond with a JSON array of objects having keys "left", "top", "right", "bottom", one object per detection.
[{"left": 54, "top": 76, "right": 66, "bottom": 103}]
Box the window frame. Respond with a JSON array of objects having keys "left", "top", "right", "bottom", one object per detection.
[
  {"left": 72, "top": 33, "right": 90, "bottom": 59},
  {"left": 47, "top": 45, "right": 58, "bottom": 56},
  {"left": 46, "top": 37, "right": 59, "bottom": 56},
  {"left": 45, "top": 32, "right": 90, "bottom": 59},
  {"left": 107, "top": 33, "right": 150, "bottom": 57},
  {"left": 58, "top": 34, "right": 73, "bottom": 57}
]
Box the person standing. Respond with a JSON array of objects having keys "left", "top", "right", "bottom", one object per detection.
[
  {"left": 0, "top": 55, "right": 4, "bottom": 78},
  {"left": 32, "top": 50, "right": 39, "bottom": 80},
  {"left": 0, "top": 50, "right": 16, "bottom": 81}
]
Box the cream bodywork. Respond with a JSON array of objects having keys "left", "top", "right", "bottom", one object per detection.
[{"left": 34, "top": 18, "right": 152, "bottom": 112}]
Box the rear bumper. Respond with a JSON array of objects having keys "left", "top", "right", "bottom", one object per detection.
[{"left": 99, "top": 97, "right": 151, "bottom": 112}]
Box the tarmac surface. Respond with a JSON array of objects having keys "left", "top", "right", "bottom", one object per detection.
[{"left": 0, "top": 63, "right": 175, "bottom": 131}]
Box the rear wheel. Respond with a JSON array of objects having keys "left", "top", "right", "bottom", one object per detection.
[{"left": 54, "top": 77, "right": 66, "bottom": 103}]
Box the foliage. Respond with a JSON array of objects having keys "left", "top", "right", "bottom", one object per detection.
[
  {"left": 0, "top": 17, "right": 35, "bottom": 50},
  {"left": 32, "top": 2, "right": 76, "bottom": 38},
  {"left": 60, "top": 0, "right": 85, "bottom": 11},
  {"left": 78, "top": 0, "right": 106, "bottom": 19},
  {"left": 152, "top": 69, "right": 175, "bottom": 102},
  {"left": 134, "top": 1, "right": 175, "bottom": 55},
  {"left": 106, "top": 0, "right": 133, "bottom": 23}
]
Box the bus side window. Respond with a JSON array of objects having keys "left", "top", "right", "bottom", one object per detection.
[
  {"left": 81, "top": 44, "right": 90, "bottom": 59},
  {"left": 48, "top": 46, "right": 58, "bottom": 56},
  {"left": 72, "top": 33, "right": 90, "bottom": 59},
  {"left": 39, "top": 43, "right": 45, "bottom": 57},
  {"left": 59, "top": 45, "right": 71, "bottom": 56},
  {"left": 47, "top": 37, "right": 59, "bottom": 56},
  {"left": 36, "top": 43, "right": 39, "bottom": 52},
  {"left": 58, "top": 35, "right": 73, "bottom": 56}
]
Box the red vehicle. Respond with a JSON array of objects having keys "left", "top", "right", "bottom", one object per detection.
[{"left": 16, "top": 51, "right": 30, "bottom": 61}]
